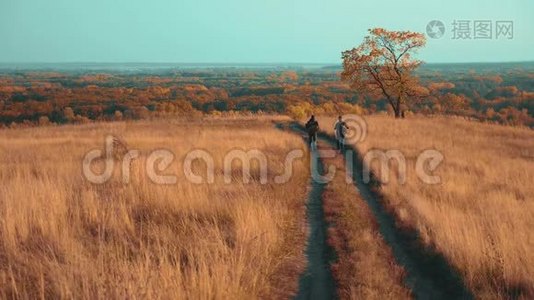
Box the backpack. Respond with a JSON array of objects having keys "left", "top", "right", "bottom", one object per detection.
[{"left": 307, "top": 120, "right": 319, "bottom": 134}]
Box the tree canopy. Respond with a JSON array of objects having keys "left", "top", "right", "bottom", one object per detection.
[{"left": 341, "top": 28, "right": 427, "bottom": 118}]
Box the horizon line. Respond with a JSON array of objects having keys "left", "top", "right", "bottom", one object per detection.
[
  {"left": 1, "top": 60, "right": 533, "bottom": 66},
  {"left": 0, "top": 59, "right": 534, "bottom": 65}
]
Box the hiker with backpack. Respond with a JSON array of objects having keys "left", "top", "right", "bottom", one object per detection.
[{"left": 305, "top": 115, "right": 319, "bottom": 150}]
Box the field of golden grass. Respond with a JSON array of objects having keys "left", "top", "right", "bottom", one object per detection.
[
  {"left": 3, "top": 113, "right": 533, "bottom": 299},
  {"left": 318, "top": 115, "right": 534, "bottom": 298},
  {"left": 0, "top": 117, "right": 309, "bottom": 299}
]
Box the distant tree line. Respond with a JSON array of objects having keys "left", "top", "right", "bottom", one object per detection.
[{"left": 0, "top": 66, "right": 532, "bottom": 128}]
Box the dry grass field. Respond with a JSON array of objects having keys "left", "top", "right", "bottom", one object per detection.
[
  {"left": 0, "top": 117, "right": 310, "bottom": 299},
  {"left": 319, "top": 115, "right": 534, "bottom": 298},
  {"left": 2, "top": 113, "right": 533, "bottom": 299}
]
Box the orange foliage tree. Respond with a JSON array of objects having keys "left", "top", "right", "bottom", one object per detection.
[{"left": 341, "top": 28, "right": 427, "bottom": 118}]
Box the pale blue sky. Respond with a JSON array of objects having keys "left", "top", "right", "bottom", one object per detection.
[{"left": 1, "top": 0, "right": 532, "bottom": 63}]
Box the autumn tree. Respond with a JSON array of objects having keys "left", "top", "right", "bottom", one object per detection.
[
  {"left": 440, "top": 93, "right": 469, "bottom": 114},
  {"left": 114, "top": 110, "right": 123, "bottom": 120},
  {"left": 341, "top": 28, "right": 427, "bottom": 118},
  {"left": 38, "top": 116, "right": 50, "bottom": 126},
  {"left": 63, "top": 107, "right": 75, "bottom": 122},
  {"left": 279, "top": 71, "right": 299, "bottom": 83}
]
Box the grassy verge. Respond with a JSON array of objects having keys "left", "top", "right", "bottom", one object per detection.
[{"left": 0, "top": 118, "right": 309, "bottom": 299}]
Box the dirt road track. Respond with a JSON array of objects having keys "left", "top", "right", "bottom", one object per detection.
[
  {"left": 294, "top": 140, "right": 337, "bottom": 300},
  {"left": 282, "top": 122, "right": 473, "bottom": 300}
]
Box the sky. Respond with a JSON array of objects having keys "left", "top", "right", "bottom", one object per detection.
[{"left": 1, "top": 0, "right": 533, "bottom": 64}]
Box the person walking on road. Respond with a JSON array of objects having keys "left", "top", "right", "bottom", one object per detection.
[
  {"left": 334, "top": 115, "right": 348, "bottom": 152},
  {"left": 305, "top": 115, "right": 319, "bottom": 150}
]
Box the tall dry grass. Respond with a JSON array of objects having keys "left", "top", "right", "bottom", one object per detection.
[
  {"left": 0, "top": 118, "right": 309, "bottom": 299},
  {"left": 319, "top": 114, "right": 534, "bottom": 298}
]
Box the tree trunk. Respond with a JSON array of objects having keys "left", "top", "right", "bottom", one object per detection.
[
  {"left": 394, "top": 97, "right": 402, "bottom": 118},
  {"left": 394, "top": 109, "right": 401, "bottom": 118},
  {"left": 388, "top": 97, "right": 403, "bottom": 118}
]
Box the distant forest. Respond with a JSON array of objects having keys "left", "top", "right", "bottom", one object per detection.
[{"left": 0, "top": 62, "right": 532, "bottom": 127}]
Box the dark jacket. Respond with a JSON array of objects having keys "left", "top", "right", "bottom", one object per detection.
[{"left": 305, "top": 119, "right": 319, "bottom": 134}]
